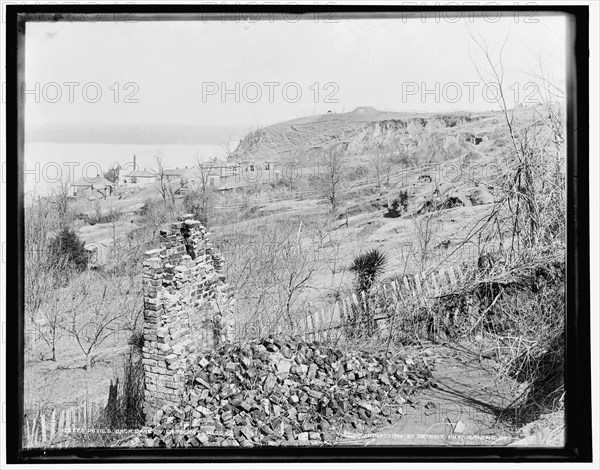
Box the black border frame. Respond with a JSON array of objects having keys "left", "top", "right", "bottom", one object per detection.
[{"left": 5, "top": 3, "right": 591, "bottom": 464}]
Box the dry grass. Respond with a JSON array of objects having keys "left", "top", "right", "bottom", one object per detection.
[
  {"left": 24, "top": 103, "right": 564, "bottom": 447},
  {"left": 328, "top": 256, "right": 566, "bottom": 428}
]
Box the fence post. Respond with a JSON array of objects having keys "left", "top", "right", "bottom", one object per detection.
[
  {"left": 414, "top": 273, "right": 423, "bottom": 297},
  {"left": 403, "top": 276, "right": 412, "bottom": 296},
  {"left": 303, "top": 312, "right": 309, "bottom": 341},
  {"left": 339, "top": 299, "right": 346, "bottom": 322},
  {"left": 428, "top": 272, "right": 440, "bottom": 295},
  {"left": 436, "top": 268, "right": 447, "bottom": 289},
  {"left": 50, "top": 409, "right": 56, "bottom": 441},
  {"left": 315, "top": 310, "right": 321, "bottom": 341},
  {"left": 395, "top": 280, "right": 405, "bottom": 301},
  {"left": 448, "top": 265, "right": 457, "bottom": 285},
  {"left": 40, "top": 413, "right": 46, "bottom": 444},
  {"left": 32, "top": 411, "right": 39, "bottom": 445},
  {"left": 58, "top": 409, "right": 65, "bottom": 435}
]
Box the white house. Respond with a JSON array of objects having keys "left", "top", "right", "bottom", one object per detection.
[{"left": 178, "top": 162, "right": 281, "bottom": 193}]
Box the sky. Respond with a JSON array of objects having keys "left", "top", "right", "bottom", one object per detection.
[{"left": 24, "top": 12, "right": 568, "bottom": 131}]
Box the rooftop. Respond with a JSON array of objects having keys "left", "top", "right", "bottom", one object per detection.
[
  {"left": 71, "top": 176, "right": 115, "bottom": 187},
  {"left": 124, "top": 169, "right": 156, "bottom": 178}
]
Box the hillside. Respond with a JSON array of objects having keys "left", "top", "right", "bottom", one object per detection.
[
  {"left": 23, "top": 102, "right": 565, "bottom": 450},
  {"left": 229, "top": 106, "right": 532, "bottom": 163}
]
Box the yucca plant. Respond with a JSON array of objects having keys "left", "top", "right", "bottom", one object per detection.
[
  {"left": 349, "top": 248, "right": 388, "bottom": 294},
  {"left": 348, "top": 249, "right": 388, "bottom": 338}
]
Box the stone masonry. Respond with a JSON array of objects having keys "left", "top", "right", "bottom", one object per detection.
[{"left": 142, "top": 214, "right": 235, "bottom": 422}]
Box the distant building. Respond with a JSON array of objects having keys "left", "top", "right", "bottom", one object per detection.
[
  {"left": 122, "top": 169, "right": 156, "bottom": 188},
  {"left": 179, "top": 164, "right": 239, "bottom": 192},
  {"left": 163, "top": 168, "right": 188, "bottom": 182},
  {"left": 177, "top": 162, "right": 278, "bottom": 193},
  {"left": 70, "top": 176, "right": 115, "bottom": 199}
]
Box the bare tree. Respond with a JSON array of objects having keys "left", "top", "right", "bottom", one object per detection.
[
  {"left": 220, "top": 218, "right": 326, "bottom": 337},
  {"left": 466, "top": 27, "right": 566, "bottom": 259},
  {"left": 154, "top": 155, "right": 175, "bottom": 205},
  {"left": 373, "top": 144, "right": 394, "bottom": 191},
  {"left": 50, "top": 178, "right": 72, "bottom": 228},
  {"left": 279, "top": 149, "right": 304, "bottom": 193},
  {"left": 182, "top": 156, "right": 218, "bottom": 226},
  {"left": 316, "top": 142, "right": 349, "bottom": 214},
  {"left": 410, "top": 209, "right": 443, "bottom": 273},
  {"left": 24, "top": 192, "right": 81, "bottom": 362},
  {"left": 30, "top": 280, "right": 73, "bottom": 361},
  {"left": 61, "top": 273, "right": 124, "bottom": 370},
  {"left": 275, "top": 222, "right": 320, "bottom": 329},
  {"left": 219, "top": 137, "right": 236, "bottom": 161},
  {"left": 25, "top": 196, "right": 61, "bottom": 314}
]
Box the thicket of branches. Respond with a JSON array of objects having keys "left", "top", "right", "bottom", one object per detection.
[{"left": 218, "top": 215, "right": 343, "bottom": 339}]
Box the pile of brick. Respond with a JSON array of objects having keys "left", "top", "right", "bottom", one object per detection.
[{"left": 138, "top": 337, "right": 432, "bottom": 447}]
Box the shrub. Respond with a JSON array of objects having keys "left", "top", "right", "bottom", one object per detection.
[
  {"left": 88, "top": 205, "right": 122, "bottom": 225},
  {"left": 139, "top": 199, "right": 153, "bottom": 217},
  {"left": 183, "top": 189, "right": 211, "bottom": 227},
  {"left": 48, "top": 227, "right": 89, "bottom": 272},
  {"left": 385, "top": 190, "right": 410, "bottom": 218},
  {"left": 139, "top": 198, "right": 176, "bottom": 230},
  {"left": 100, "top": 331, "right": 145, "bottom": 430},
  {"left": 104, "top": 166, "right": 120, "bottom": 185},
  {"left": 347, "top": 164, "right": 370, "bottom": 181},
  {"left": 347, "top": 249, "right": 388, "bottom": 338}
]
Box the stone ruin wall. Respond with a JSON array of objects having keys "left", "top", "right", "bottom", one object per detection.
[{"left": 142, "top": 214, "right": 235, "bottom": 422}]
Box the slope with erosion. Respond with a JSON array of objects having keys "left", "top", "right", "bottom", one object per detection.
[{"left": 230, "top": 106, "right": 505, "bottom": 163}]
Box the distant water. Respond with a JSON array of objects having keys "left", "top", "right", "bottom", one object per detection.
[{"left": 23, "top": 142, "right": 232, "bottom": 195}]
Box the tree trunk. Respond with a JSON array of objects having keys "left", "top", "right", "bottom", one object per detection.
[{"left": 285, "top": 297, "right": 294, "bottom": 330}]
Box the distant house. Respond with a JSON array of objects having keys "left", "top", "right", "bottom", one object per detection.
[
  {"left": 237, "top": 161, "right": 273, "bottom": 173},
  {"left": 122, "top": 169, "right": 156, "bottom": 188},
  {"left": 163, "top": 168, "right": 188, "bottom": 182},
  {"left": 178, "top": 162, "right": 279, "bottom": 193},
  {"left": 71, "top": 176, "right": 115, "bottom": 199},
  {"left": 179, "top": 164, "right": 239, "bottom": 192},
  {"left": 70, "top": 176, "right": 114, "bottom": 199}
]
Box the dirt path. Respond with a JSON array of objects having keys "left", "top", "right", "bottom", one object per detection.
[{"left": 339, "top": 343, "right": 522, "bottom": 446}]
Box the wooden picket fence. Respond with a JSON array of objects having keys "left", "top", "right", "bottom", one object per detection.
[
  {"left": 23, "top": 400, "right": 105, "bottom": 448},
  {"left": 298, "top": 264, "right": 470, "bottom": 343}
]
